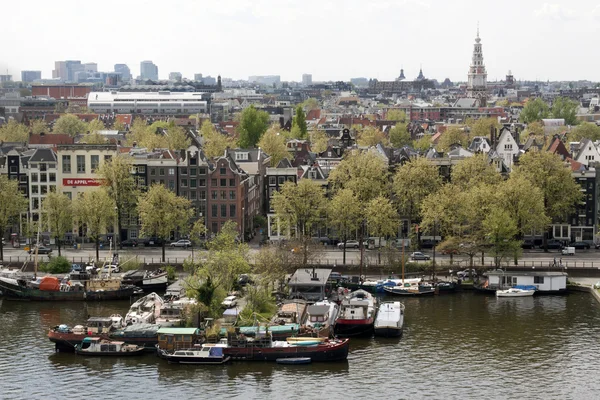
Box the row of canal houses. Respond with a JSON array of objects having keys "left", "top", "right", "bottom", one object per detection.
[{"left": 0, "top": 123, "right": 598, "bottom": 245}]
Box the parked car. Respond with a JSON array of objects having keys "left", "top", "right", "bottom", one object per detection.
[
  {"left": 143, "top": 238, "right": 164, "bottom": 247},
  {"left": 71, "top": 264, "right": 83, "bottom": 272},
  {"left": 420, "top": 239, "right": 438, "bottom": 249},
  {"left": 570, "top": 241, "right": 590, "bottom": 250},
  {"left": 221, "top": 295, "right": 237, "bottom": 308},
  {"left": 337, "top": 240, "right": 364, "bottom": 249},
  {"left": 28, "top": 246, "right": 52, "bottom": 255},
  {"left": 311, "top": 237, "right": 332, "bottom": 245},
  {"left": 238, "top": 274, "right": 253, "bottom": 287},
  {"left": 457, "top": 269, "right": 478, "bottom": 279},
  {"left": 521, "top": 239, "right": 535, "bottom": 249},
  {"left": 544, "top": 240, "right": 564, "bottom": 250},
  {"left": 170, "top": 239, "right": 192, "bottom": 248},
  {"left": 96, "top": 265, "right": 120, "bottom": 274},
  {"left": 410, "top": 252, "right": 431, "bottom": 261},
  {"left": 120, "top": 239, "right": 138, "bottom": 247}
]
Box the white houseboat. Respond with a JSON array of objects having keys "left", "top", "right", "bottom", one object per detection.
[{"left": 483, "top": 271, "right": 567, "bottom": 294}]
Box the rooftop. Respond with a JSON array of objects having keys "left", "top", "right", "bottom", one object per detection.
[{"left": 288, "top": 268, "right": 332, "bottom": 286}]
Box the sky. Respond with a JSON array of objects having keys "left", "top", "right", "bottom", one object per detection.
[{"left": 1, "top": 0, "right": 599, "bottom": 83}]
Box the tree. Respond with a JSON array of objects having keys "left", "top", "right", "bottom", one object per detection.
[
  {"left": 520, "top": 98, "right": 550, "bottom": 123},
  {"left": 451, "top": 153, "right": 502, "bottom": 189},
  {"left": 271, "top": 180, "right": 327, "bottom": 266},
  {"left": 87, "top": 119, "right": 105, "bottom": 134},
  {"left": 166, "top": 125, "right": 191, "bottom": 150},
  {"left": 258, "top": 124, "right": 290, "bottom": 167},
  {"left": 386, "top": 109, "right": 407, "bottom": 122},
  {"left": 483, "top": 208, "right": 521, "bottom": 268},
  {"left": 356, "top": 126, "right": 388, "bottom": 147},
  {"left": 413, "top": 136, "right": 432, "bottom": 152},
  {"left": 42, "top": 192, "right": 73, "bottom": 257},
  {"left": 189, "top": 218, "right": 207, "bottom": 261},
  {"left": 200, "top": 120, "right": 237, "bottom": 159},
  {"left": 30, "top": 120, "right": 48, "bottom": 135},
  {"left": 437, "top": 127, "right": 470, "bottom": 151},
  {"left": 366, "top": 196, "right": 399, "bottom": 264},
  {"left": 0, "top": 176, "right": 28, "bottom": 261},
  {"left": 523, "top": 121, "right": 545, "bottom": 137},
  {"left": 389, "top": 123, "right": 411, "bottom": 148},
  {"left": 300, "top": 98, "right": 319, "bottom": 111},
  {"left": 98, "top": 155, "right": 139, "bottom": 250},
  {"left": 292, "top": 106, "right": 308, "bottom": 139},
  {"left": 0, "top": 120, "right": 28, "bottom": 142},
  {"left": 328, "top": 189, "right": 362, "bottom": 265},
  {"left": 468, "top": 117, "right": 500, "bottom": 138},
  {"left": 309, "top": 129, "right": 329, "bottom": 153},
  {"left": 393, "top": 157, "right": 442, "bottom": 229},
  {"left": 81, "top": 132, "right": 108, "bottom": 144},
  {"left": 569, "top": 122, "right": 600, "bottom": 142},
  {"left": 138, "top": 184, "right": 193, "bottom": 262},
  {"left": 74, "top": 189, "right": 116, "bottom": 262},
  {"left": 112, "top": 120, "right": 126, "bottom": 131},
  {"left": 53, "top": 114, "right": 88, "bottom": 136},
  {"left": 238, "top": 105, "right": 270, "bottom": 148},
  {"left": 551, "top": 97, "right": 579, "bottom": 126}
]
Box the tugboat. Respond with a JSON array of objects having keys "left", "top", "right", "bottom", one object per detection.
[
  {"left": 75, "top": 337, "right": 145, "bottom": 356},
  {"left": 333, "top": 289, "right": 377, "bottom": 337}
]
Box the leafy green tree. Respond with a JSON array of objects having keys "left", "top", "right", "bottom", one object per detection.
[
  {"left": 366, "top": 196, "right": 399, "bottom": 264},
  {"left": 437, "top": 127, "right": 470, "bottom": 151},
  {"left": 0, "top": 120, "right": 29, "bottom": 142},
  {"left": 258, "top": 124, "right": 290, "bottom": 167},
  {"left": 81, "top": 133, "right": 108, "bottom": 144},
  {"left": 112, "top": 120, "right": 126, "bottom": 131},
  {"left": 40, "top": 256, "right": 71, "bottom": 274},
  {"left": 0, "top": 176, "right": 28, "bottom": 261},
  {"left": 272, "top": 180, "right": 327, "bottom": 267},
  {"left": 568, "top": 122, "right": 600, "bottom": 142},
  {"left": 292, "top": 106, "right": 308, "bottom": 139},
  {"left": 393, "top": 157, "right": 442, "bottom": 228},
  {"left": 328, "top": 189, "right": 362, "bottom": 265},
  {"left": 190, "top": 218, "right": 207, "bottom": 261},
  {"left": 551, "top": 97, "right": 579, "bottom": 126},
  {"left": 166, "top": 125, "right": 191, "bottom": 150},
  {"left": 310, "top": 129, "right": 329, "bottom": 153},
  {"left": 238, "top": 105, "right": 270, "bottom": 148},
  {"left": 200, "top": 120, "right": 237, "bottom": 159},
  {"left": 30, "top": 120, "right": 48, "bottom": 135},
  {"left": 356, "top": 126, "right": 388, "bottom": 147},
  {"left": 300, "top": 98, "right": 319, "bottom": 110},
  {"left": 98, "top": 155, "right": 139, "bottom": 249},
  {"left": 53, "top": 114, "right": 88, "bottom": 136},
  {"left": 386, "top": 109, "right": 407, "bottom": 122},
  {"left": 138, "top": 184, "right": 193, "bottom": 262},
  {"left": 483, "top": 208, "right": 521, "bottom": 268},
  {"left": 42, "top": 192, "right": 73, "bottom": 256},
  {"left": 389, "top": 123, "right": 411, "bottom": 148},
  {"left": 74, "top": 189, "right": 116, "bottom": 262},
  {"left": 451, "top": 153, "right": 501, "bottom": 189},
  {"left": 413, "top": 136, "right": 432, "bottom": 152},
  {"left": 87, "top": 119, "right": 105, "bottom": 134},
  {"left": 468, "top": 117, "right": 500, "bottom": 138},
  {"left": 521, "top": 98, "right": 550, "bottom": 123}
]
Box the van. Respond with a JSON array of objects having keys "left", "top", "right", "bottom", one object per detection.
[{"left": 561, "top": 247, "right": 575, "bottom": 256}]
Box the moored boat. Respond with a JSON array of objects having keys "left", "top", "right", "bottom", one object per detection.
[
  {"left": 74, "top": 337, "right": 145, "bottom": 356},
  {"left": 158, "top": 343, "right": 230, "bottom": 365},
  {"left": 333, "top": 289, "right": 377, "bottom": 337},
  {"left": 125, "top": 292, "right": 164, "bottom": 325},
  {"left": 271, "top": 300, "right": 308, "bottom": 325},
  {"left": 304, "top": 300, "right": 339, "bottom": 338},
  {"left": 496, "top": 287, "right": 535, "bottom": 297},
  {"left": 122, "top": 269, "right": 169, "bottom": 293},
  {"left": 384, "top": 282, "right": 436, "bottom": 296},
  {"left": 374, "top": 301, "right": 405, "bottom": 338},
  {"left": 276, "top": 357, "right": 312, "bottom": 365}
]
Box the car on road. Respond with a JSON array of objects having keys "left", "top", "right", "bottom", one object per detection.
[
  {"left": 570, "top": 241, "right": 591, "bottom": 250},
  {"left": 96, "top": 265, "right": 120, "bottom": 274},
  {"left": 238, "top": 274, "right": 253, "bottom": 287},
  {"left": 170, "top": 239, "right": 192, "bottom": 248},
  {"left": 420, "top": 239, "right": 438, "bottom": 249},
  {"left": 521, "top": 239, "right": 535, "bottom": 249},
  {"left": 120, "top": 239, "right": 138, "bottom": 247},
  {"left": 337, "top": 240, "right": 364, "bottom": 249},
  {"left": 457, "top": 269, "right": 477, "bottom": 279},
  {"left": 71, "top": 264, "right": 83, "bottom": 272},
  {"left": 410, "top": 251, "right": 431, "bottom": 261},
  {"left": 143, "top": 238, "right": 164, "bottom": 247},
  {"left": 28, "top": 246, "right": 52, "bottom": 255},
  {"left": 221, "top": 295, "right": 237, "bottom": 308},
  {"left": 312, "top": 237, "right": 332, "bottom": 246},
  {"left": 543, "top": 239, "right": 564, "bottom": 250}
]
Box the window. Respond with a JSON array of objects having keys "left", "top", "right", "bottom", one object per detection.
[
  {"left": 10, "top": 166, "right": 17, "bottom": 173},
  {"left": 199, "top": 179, "right": 206, "bottom": 187},
  {"left": 64, "top": 192, "right": 72, "bottom": 200},
  {"left": 190, "top": 179, "right": 197, "bottom": 188},
  {"left": 181, "top": 179, "right": 188, "bottom": 187},
  {"left": 31, "top": 185, "right": 38, "bottom": 194},
  {"left": 40, "top": 163, "right": 47, "bottom": 172},
  {"left": 230, "top": 205, "right": 236, "bottom": 218},
  {"left": 104, "top": 155, "right": 112, "bottom": 163},
  {"left": 229, "top": 178, "right": 235, "bottom": 187},
  {"left": 19, "top": 176, "right": 27, "bottom": 183},
  {"left": 211, "top": 191, "right": 217, "bottom": 200},
  {"left": 159, "top": 168, "right": 165, "bottom": 176},
  {"left": 504, "top": 144, "right": 513, "bottom": 150},
  {"left": 199, "top": 167, "right": 206, "bottom": 175},
  {"left": 190, "top": 157, "right": 197, "bottom": 165},
  {"left": 235, "top": 152, "right": 248, "bottom": 161},
  {"left": 91, "top": 155, "right": 99, "bottom": 172},
  {"left": 181, "top": 167, "right": 188, "bottom": 175},
  {"left": 212, "top": 222, "right": 218, "bottom": 233},
  {"left": 40, "top": 173, "right": 47, "bottom": 182},
  {"left": 211, "top": 204, "right": 218, "bottom": 217},
  {"left": 41, "top": 186, "right": 48, "bottom": 195},
  {"left": 182, "top": 190, "right": 187, "bottom": 198},
  {"left": 169, "top": 180, "right": 175, "bottom": 191},
  {"left": 191, "top": 191, "right": 197, "bottom": 200},
  {"left": 77, "top": 155, "right": 85, "bottom": 173},
  {"left": 168, "top": 168, "right": 175, "bottom": 175},
  {"left": 220, "top": 167, "right": 226, "bottom": 175},
  {"left": 220, "top": 179, "right": 227, "bottom": 187},
  {"left": 211, "top": 179, "right": 217, "bottom": 186},
  {"left": 30, "top": 163, "right": 38, "bottom": 169},
  {"left": 221, "top": 204, "right": 227, "bottom": 217},
  {"left": 200, "top": 191, "right": 206, "bottom": 200},
  {"left": 278, "top": 176, "right": 285, "bottom": 185},
  {"left": 138, "top": 166, "right": 145, "bottom": 173},
  {"left": 160, "top": 179, "right": 165, "bottom": 185},
  {"left": 221, "top": 190, "right": 226, "bottom": 200},
  {"left": 150, "top": 168, "right": 156, "bottom": 176},
  {"left": 49, "top": 173, "right": 56, "bottom": 182},
  {"left": 269, "top": 176, "right": 276, "bottom": 185},
  {"left": 230, "top": 190, "right": 236, "bottom": 200},
  {"left": 190, "top": 168, "right": 197, "bottom": 176},
  {"left": 31, "top": 173, "right": 38, "bottom": 183},
  {"left": 62, "top": 155, "right": 71, "bottom": 173},
  {"left": 534, "top": 276, "right": 544, "bottom": 284},
  {"left": 33, "top": 198, "right": 39, "bottom": 210}
]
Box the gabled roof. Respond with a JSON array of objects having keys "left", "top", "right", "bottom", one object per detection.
[
  {"left": 225, "top": 148, "right": 270, "bottom": 163},
  {"left": 28, "top": 148, "right": 57, "bottom": 162}
]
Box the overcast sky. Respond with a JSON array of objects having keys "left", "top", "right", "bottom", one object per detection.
[{"left": 1, "top": 0, "right": 598, "bottom": 83}]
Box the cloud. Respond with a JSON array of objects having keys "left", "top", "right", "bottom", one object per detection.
[
  {"left": 534, "top": 3, "right": 576, "bottom": 20},
  {"left": 592, "top": 4, "right": 600, "bottom": 17}
]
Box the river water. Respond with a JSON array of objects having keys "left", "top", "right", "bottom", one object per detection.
[{"left": 1, "top": 292, "right": 600, "bottom": 400}]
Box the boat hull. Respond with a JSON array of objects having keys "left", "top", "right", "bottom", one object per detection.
[
  {"left": 374, "top": 326, "right": 403, "bottom": 338},
  {"left": 0, "top": 279, "right": 135, "bottom": 301},
  {"left": 333, "top": 319, "right": 374, "bottom": 337},
  {"left": 49, "top": 330, "right": 158, "bottom": 352},
  {"left": 223, "top": 339, "right": 349, "bottom": 362},
  {"left": 383, "top": 287, "right": 435, "bottom": 296},
  {"left": 75, "top": 348, "right": 145, "bottom": 356},
  {"left": 159, "top": 353, "right": 230, "bottom": 365},
  {"left": 276, "top": 357, "right": 311, "bottom": 365}
]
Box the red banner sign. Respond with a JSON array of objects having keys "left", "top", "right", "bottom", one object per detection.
[{"left": 62, "top": 178, "right": 102, "bottom": 186}]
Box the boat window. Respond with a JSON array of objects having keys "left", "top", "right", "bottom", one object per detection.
[{"left": 101, "top": 344, "right": 109, "bottom": 352}]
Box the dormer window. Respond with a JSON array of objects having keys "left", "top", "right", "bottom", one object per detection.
[{"left": 235, "top": 152, "right": 249, "bottom": 161}]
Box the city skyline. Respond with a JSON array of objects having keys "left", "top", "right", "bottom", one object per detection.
[{"left": 1, "top": 0, "right": 599, "bottom": 83}]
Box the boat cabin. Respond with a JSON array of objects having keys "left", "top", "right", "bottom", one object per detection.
[
  {"left": 307, "top": 305, "right": 329, "bottom": 325},
  {"left": 288, "top": 268, "right": 332, "bottom": 301},
  {"left": 485, "top": 271, "right": 567, "bottom": 293},
  {"left": 87, "top": 317, "right": 115, "bottom": 334},
  {"left": 157, "top": 327, "right": 201, "bottom": 351}
]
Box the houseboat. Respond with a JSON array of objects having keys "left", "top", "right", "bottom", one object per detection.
[
  {"left": 75, "top": 337, "right": 144, "bottom": 356},
  {"left": 333, "top": 289, "right": 377, "bottom": 337},
  {"left": 156, "top": 327, "right": 202, "bottom": 352},
  {"left": 125, "top": 292, "right": 164, "bottom": 325},
  {"left": 477, "top": 271, "right": 568, "bottom": 294},
  {"left": 304, "top": 300, "right": 339, "bottom": 338},
  {"left": 122, "top": 269, "right": 169, "bottom": 293},
  {"left": 271, "top": 300, "right": 308, "bottom": 325}
]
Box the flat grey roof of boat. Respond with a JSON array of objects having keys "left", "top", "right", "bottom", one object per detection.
[
  {"left": 485, "top": 270, "right": 568, "bottom": 277},
  {"left": 288, "top": 268, "right": 332, "bottom": 286}
]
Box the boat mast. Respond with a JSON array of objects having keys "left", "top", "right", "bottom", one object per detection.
[
  {"left": 401, "top": 238, "right": 405, "bottom": 285},
  {"left": 34, "top": 222, "right": 41, "bottom": 279}
]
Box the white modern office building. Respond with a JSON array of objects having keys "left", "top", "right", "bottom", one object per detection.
[{"left": 87, "top": 91, "right": 208, "bottom": 115}]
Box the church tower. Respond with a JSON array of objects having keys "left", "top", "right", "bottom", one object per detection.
[{"left": 467, "top": 26, "right": 487, "bottom": 106}]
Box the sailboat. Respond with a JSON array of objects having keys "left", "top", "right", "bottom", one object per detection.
[{"left": 384, "top": 240, "right": 435, "bottom": 296}]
